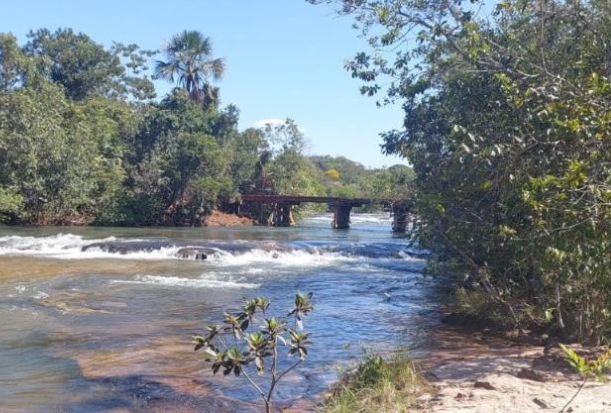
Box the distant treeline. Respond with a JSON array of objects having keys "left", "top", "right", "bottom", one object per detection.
[{"left": 0, "top": 29, "right": 413, "bottom": 226}]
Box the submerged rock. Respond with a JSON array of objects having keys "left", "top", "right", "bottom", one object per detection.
[
  {"left": 81, "top": 241, "right": 169, "bottom": 254},
  {"left": 176, "top": 247, "right": 209, "bottom": 260}
]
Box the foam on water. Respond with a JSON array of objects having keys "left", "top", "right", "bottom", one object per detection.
[
  {"left": 0, "top": 234, "right": 107, "bottom": 255},
  {"left": 0, "top": 221, "right": 411, "bottom": 268},
  {"left": 351, "top": 214, "right": 392, "bottom": 224},
  {"left": 303, "top": 213, "right": 392, "bottom": 225},
  {"left": 0, "top": 234, "right": 360, "bottom": 267},
  {"left": 0, "top": 234, "right": 183, "bottom": 260},
  {"left": 32, "top": 291, "right": 49, "bottom": 300},
  {"left": 207, "top": 247, "right": 355, "bottom": 268},
  {"left": 302, "top": 214, "right": 334, "bottom": 223},
  {"left": 113, "top": 274, "right": 260, "bottom": 289},
  {"left": 78, "top": 246, "right": 184, "bottom": 260}
]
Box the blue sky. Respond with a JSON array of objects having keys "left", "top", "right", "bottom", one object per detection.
[{"left": 2, "top": 1, "right": 410, "bottom": 167}]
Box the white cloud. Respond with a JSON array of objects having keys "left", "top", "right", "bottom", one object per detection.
[{"left": 253, "top": 118, "right": 285, "bottom": 128}]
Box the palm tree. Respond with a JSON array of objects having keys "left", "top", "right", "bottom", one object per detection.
[{"left": 155, "top": 30, "right": 225, "bottom": 102}]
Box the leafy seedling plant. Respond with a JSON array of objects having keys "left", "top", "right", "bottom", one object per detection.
[
  {"left": 193, "top": 293, "right": 314, "bottom": 413},
  {"left": 558, "top": 343, "right": 611, "bottom": 413}
]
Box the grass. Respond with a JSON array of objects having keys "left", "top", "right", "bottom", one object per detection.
[{"left": 322, "top": 352, "right": 426, "bottom": 413}]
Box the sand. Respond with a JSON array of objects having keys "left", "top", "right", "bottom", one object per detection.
[{"left": 415, "top": 327, "right": 611, "bottom": 412}]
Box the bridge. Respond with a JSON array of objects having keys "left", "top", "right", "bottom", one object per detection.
[{"left": 238, "top": 194, "right": 408, "bottom": 232}]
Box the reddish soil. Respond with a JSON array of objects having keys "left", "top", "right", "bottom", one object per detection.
[{"left": 204, "top": 210, "right": 254, "bottom": 227}]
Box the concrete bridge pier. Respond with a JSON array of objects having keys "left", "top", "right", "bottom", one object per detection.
[
  {"left": 240, "top": 195, "right": 405, "bottom": 231},
  {"left": 332, "top": 204, "right": 352, "bottom": 229},
  {"left": 392, "top": 205, "right": 408, "bottom": 233},
  {"left": 268, "top": 203, "right": 295, "bottom": 227}
]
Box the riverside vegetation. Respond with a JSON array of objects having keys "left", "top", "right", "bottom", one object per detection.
[
  {"left": 305, "top": 0, "right": 611, "bottom": 411},
  {"left": 0, "top": 29, "right": 413, "bottom": 226},
  {"left": 309, "top": 0, "right": 611, "bottom": 346},
  {"left": 3, "top": 0, "right": 611, "bottom": 411},
  {"left": 323, "top": 353, "right": 424, "bottom": 413}
]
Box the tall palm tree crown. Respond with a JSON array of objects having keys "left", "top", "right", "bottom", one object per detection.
[{"left": 155, "top": 30, "right": 225, "bottom": 102}]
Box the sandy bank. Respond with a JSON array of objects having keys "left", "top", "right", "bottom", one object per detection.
[{"left": 415, "top": 327, "right": 610, "bottom": 412}]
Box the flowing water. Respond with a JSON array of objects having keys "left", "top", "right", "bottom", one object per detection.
[{"left": 0, "top": 214, "right": 438, "bottom": 412}]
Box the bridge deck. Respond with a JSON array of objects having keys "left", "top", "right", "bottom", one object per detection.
[{"left": 240, "top": 194, "right": 374, "bottom": 206}]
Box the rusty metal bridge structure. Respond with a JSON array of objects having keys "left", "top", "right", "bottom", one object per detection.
[{"left": 238, "top": 194, "right": 408, "bottom": 232}]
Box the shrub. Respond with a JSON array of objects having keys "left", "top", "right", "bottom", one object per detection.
[
  {"left": 558, "top": 344, "right": 611, "bottom": 412},
  {"left": 193, "top": 293, "right": 313, "bottom": 413},
  {"left": 324, "top": 352, "right": 424, "bottom": 413}
]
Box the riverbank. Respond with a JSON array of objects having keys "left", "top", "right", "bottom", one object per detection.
[
  {"left": 203, "top": 210, "right": 254, "bottom": 226},
  {"left": 0, "top": 210, "right": 256, "bottom": 227},
  {"left": 415, "top": 327, "right": 610, "bottom": 412},
  {"left": 318, "top": 324, "right": 611, "bottom": 413}
]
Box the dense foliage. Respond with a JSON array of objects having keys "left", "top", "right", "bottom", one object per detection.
[
  {"left": 311, "top": 0, "right": 611, "bottom": 343},
  {"left": 310, "top": 155, "right": 414, "bottom": 202},
  {"left": 0, "top": 28, "right": 412, "bottom": 226}
]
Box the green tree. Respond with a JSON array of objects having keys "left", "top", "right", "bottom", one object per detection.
[
  {"left": 24, "top": 28, "right": 155, "bottom": 100},
  {"left": 310, "top": 155, "right": 366, "bottom": 185},
  {"left": 260, "top": 119, "right": 325, "bottom": 197},
  {"left": 310, "top": 0, "right": 611, "bottom": 342},
  {"left": 0, "top": 34, "right": 32, "bottom": 90},
  {"left": 129, "top": 130, "right": 228, "bottom": 225},
  {"left": 358, "top": 165, "right": 414, "bottom": 201},
  {"left": 128, "top": 89, "right": 216, "bottom": 164},
  {"left": 229, "top": 128, "right": 269, "bottom": 193},
  {"left": 0, "top": 80, "right": 130, "bottom": 223},
  {"left": 0, "top": 187, "right": 23, "bottom": 223}
]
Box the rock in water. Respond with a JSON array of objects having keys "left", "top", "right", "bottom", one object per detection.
[
  {"left": 82, "top": 240, "right": 170, "bottom": 254},
  {"left": 176, "top": 247, "right": 208, "bottom": 260}
]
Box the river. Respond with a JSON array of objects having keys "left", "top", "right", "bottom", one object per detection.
[{"left": 0, "top": 213, "right": 438, "bottom": 412}]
